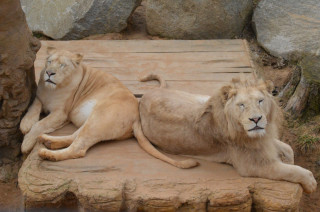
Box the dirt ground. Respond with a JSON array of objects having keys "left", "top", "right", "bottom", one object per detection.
[
  {"left": 0, "top": 181, "right": 23, "bottom": 211},
  {"left": 1, "top": 1, "right": 319, "bottom": 211}
]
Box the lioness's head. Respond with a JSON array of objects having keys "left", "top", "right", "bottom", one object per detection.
[
  {"left": 220, "top": 77, "right": 281, "bottom": 139},
  {"left": 41, "top": 47, "right": 83, "bottom": 89}
]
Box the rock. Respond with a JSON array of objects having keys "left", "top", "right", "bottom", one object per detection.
[
  {"left": 21, "top": 0, "right": 142, "bottom": 40},
  {"left": 19, "top": 125, "right": 302, "bottom": 211},
  {"left": 0, "top": 0, "right": 40, "bottom": 182},
  {"left": 253, "top": 0, "right": 320, "bottom": 60},
  {"left": 283, "top": 54, "right": 320, "bottom": 117},
  {"left": 146, "top": 0, "right": 253, "bottom": 39}
]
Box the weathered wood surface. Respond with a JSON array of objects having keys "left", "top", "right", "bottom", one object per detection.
[
  {"left": 19, "top": 40, "right": 302, "bottom": 211},
  {"left": 34, "top": 40, "right": 253, "bottom": 95}
]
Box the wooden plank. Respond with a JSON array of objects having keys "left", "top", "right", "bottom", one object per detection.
[{"left": 39, "top": 40, "right": 247, "bottom": 53}]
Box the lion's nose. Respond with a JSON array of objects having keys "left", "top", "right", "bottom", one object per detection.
[
  {"left": 46, "top": 70, "right": 56, "bottom": 77},
  {"left": 249, "top": 116, "right": 262, "bottom": 124}
]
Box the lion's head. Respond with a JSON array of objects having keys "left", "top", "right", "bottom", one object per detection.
[
  {"left": 219, "top": 77, "right": 282, "bottom": 140},
  {"left": 41, "top": 47, "right": 83, "bottom": 89}
]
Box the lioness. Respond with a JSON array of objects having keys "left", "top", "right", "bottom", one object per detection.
[
  {"left": 20, "top": 48, "right": 196, "bottom": 168},
  {"left": 136, "top": 74, "right": 317, "bottom": 193}
]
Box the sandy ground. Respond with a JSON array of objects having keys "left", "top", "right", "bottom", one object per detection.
[{"left": 1, "top": 1, "right": 319, "bottom": 211}]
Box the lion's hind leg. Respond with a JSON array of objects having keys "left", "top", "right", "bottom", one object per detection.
[
  {"left": 39, "top": 101, "right": 137, "bottom": 161},
  {"left": 37, "top": 133, "right": 77, "bottom": 150}
]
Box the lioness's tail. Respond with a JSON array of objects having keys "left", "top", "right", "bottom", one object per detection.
[
  {"left": 139, "top": 73, "right": 167, "bottom": 88},
  {"left": 133, "top": 121, "right": 198, "bottom": 169}
]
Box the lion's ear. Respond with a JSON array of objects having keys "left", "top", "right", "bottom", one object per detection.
[
  {"left": 265, "top": 80, "right": 274, "bottom": 94},
  {"left": 74, "top": 53, "right": 83, "bottom": 65},
  {"left": 220, "top": 85, "right": 235, "bottom": 103},
  {"left": 47, "top": 46, "right": 56, "bottom": 55}
]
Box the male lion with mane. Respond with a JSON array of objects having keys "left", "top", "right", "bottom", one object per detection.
[{"left": 136, "top": 74, "right": 317, "bottom": 193}]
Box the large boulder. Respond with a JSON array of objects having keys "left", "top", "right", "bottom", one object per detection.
[
  {"left": 253, "top": 0, "right": 320, "bottom": 60},
  {"left": 146, "top": 0, "right": 254, "bottom": 39},
  {"left": 21, "top": 0, "right": 142, "bottom": 40}
]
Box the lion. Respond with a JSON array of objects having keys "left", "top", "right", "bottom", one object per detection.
[
  {"left": 135, "top": 74, "right": 317, "bottom": 193},
  {"left": 20, "top": 48, "right": 197, "bottom": 168}
]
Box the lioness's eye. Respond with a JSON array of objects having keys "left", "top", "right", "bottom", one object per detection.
[
  {"left": 60, "top": 64, "right": 66, "bottom": 68},
  {"left": 259, "top": 99, "right": 264, "bottom": 104},
  {"left": 239, "top": 104, "right": 245, "bottom": 109}
]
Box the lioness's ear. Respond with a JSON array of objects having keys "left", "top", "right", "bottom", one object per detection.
[
  {"left": 47, "top": 46, "right": 56, "bottom": 55},
  {"left": 74, "top": 53, "right": 83, "bottom": 65}
]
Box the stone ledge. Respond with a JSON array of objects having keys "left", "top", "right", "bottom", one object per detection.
[{"left": 18, "top": 125, "right": 302, "bottom": 211}]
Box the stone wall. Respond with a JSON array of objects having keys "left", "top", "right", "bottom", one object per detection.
[{"left": 0, "top": 0, "right": 40, "bottom": 182}]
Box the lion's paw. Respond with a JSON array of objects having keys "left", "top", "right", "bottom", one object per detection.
[{"left": 301, "top": 170, "right": 317, "bottom": 193}]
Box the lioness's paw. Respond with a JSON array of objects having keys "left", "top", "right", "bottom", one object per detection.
[
  {"left": 38, "top": 148, "right": 57, "bottom": 161},
  {"left": 176, "top": 159, "right": 199, "bottom": 169},
  {"left": 20, "top": 117, "right": 37, "bottom": 135},
  {"left": 21, "top": 134, "right": 37, "bottom": 154},
  {"left": 301, "top": 170, "right": 317, "bottom": 193},
  {"left": 37, "top": 134, "right": 51, "bottom": 147}
]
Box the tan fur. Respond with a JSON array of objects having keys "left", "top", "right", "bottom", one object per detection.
[{"left": 137, "top": 74, "right": 317, "bottom": 193}]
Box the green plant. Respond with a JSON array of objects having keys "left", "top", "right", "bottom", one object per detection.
[{"left": 297, "top": 135, "right": 320, "bottom": 153}]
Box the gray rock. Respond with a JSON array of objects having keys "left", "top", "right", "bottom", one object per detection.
[
  {"left": 253, "top": 0, "right": 320, "bottom": 60},
  {"left": 146, "top": 0, "right": 253, "bottom": 39},
  {"left": 21, "top": 0, "right": 141, "bottom": 40}
]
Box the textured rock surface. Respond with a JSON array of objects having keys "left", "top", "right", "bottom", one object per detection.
[
  {"left": 146, "top": 0, "right": 253, "bottom": 39},
  {"left": 0, "top": 0, "right": 40, "bottom": 182},
  {"left": 21, "top": 0, "right": 142, "bottom": 40},
  {"left": 19, "top": 125, "right": 303, "bottom": 211},
  {"left": 284, "top": 55, "right": 320, "bottom": 118},
  {"left": 253, "top": 0, "right": 320, "bottom": 60}
]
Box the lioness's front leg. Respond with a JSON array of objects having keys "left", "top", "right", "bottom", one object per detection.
[
  {"left": 274, "top": 139, "right": 294, "bottom": 164},
  {"left": 20, "top": 97, "right": 42, "bottom": 135},
  {"left": 21, "top": 110, "right": 68, "bottom": 154},
  {"left": 241, "top": 162, "right": 317, "bottom": 193}
]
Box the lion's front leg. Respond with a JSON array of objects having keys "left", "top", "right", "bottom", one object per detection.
[
  {"left": 274, "top": 139, "right": 294, "bottom": 164},
  {"left": 242, "top": 162, "right": 317, "bottom": 193},
  {"left": 21, "top": 110, "right": 68, "bottom": 154},
  {"left": 20, "top": 97, "right": 42, "bottom": 135}
]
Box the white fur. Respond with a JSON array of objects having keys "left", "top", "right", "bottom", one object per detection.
[
  {"left": 195, "top": 95, "right": 210, "bottom": 104},
  {"left": 70, "top": 100, "right": 96, "bottom": 127}
]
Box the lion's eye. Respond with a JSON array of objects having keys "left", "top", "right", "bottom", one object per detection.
[
  {"left": 60, "top": 64, "right": 66, "bottom": 68},
  {"left": 239, "top": 104, "right": 245, "bottom": 109},
  {"left": 259, "top": 99, "right": 264, "bottom": 104},
  {"left": 47, "top": 60, "right": 51, "bottom": 64}
]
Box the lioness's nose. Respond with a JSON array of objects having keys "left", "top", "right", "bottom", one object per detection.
[
  {"left": 46, "top": 70, "right": 56, "bottom": 76},
  {"left": 249, "top": 116, "right": 262, "bottom": 124}
]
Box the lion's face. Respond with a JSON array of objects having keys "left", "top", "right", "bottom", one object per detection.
[
  {"left": 42, "top": 48, "right": 83, "bottom": 89},
  {"left": 222, "top": 78, "right": 276, "bottom": 139}
]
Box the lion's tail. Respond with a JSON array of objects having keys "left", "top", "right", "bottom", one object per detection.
[
  {"left": 139, "top": 73, "right": 167, "bottom": 88},
  {"left": 133, "top": 120, "right": 198, "bottom": 169}
]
